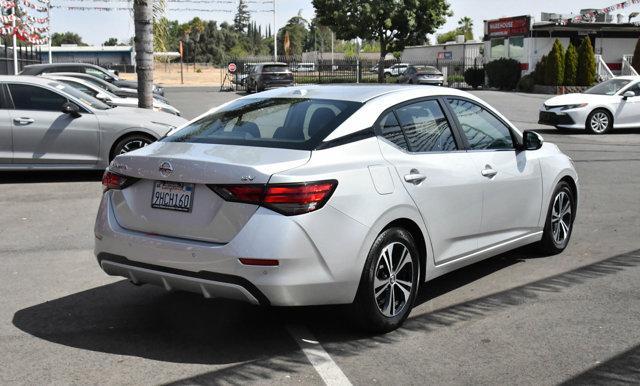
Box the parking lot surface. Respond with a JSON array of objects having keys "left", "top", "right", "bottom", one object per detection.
[{"left": 1, "top": 87, "right": 640, "bottom": 385}]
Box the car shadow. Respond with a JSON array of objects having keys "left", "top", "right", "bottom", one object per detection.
[
  {"left": 533, "top": 127, "right": 640, "bottom": 135},
  {"left": 0, "top": 170, "right": 103, "bottom": 184},
  {"left": 11, "top": 248, "right": 640, "bottom": 384}
]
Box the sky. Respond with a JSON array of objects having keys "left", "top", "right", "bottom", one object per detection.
[{"left": 48, "top": 0, "right": 640, "bottom": 46}]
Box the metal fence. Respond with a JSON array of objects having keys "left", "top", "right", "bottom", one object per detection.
[
  {"left": 228, "top": 55, "right": 484, "bottom": 91},
  {"left": 0, "top": 45, "right": 42, "bottom": 75}
]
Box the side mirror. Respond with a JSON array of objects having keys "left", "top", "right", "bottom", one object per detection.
[
  {"left": 61, "top": 101, "right": 81, "bottom": 117},
  {"left": 113, "top": 70, "right": 119, "bottom": 76},
  {"left": 95, "top": 92, "right": 108, "bottom": 100},
  {"left": 622, "top": 91, "right": 635, "bottom": 100},
  {"left": 521, "top": 130, "right": 543, "bottom": 151}
]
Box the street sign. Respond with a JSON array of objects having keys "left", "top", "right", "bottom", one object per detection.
[{"left": 228, "top": 62, "right": 237, "bottom": 73}]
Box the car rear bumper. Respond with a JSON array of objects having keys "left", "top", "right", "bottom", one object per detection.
[
  {"left": 94, "top": 193, "right": 367, "bottom": 307},
  {"left": 417, "top": 78, "right": 444, "bottom": 85}
]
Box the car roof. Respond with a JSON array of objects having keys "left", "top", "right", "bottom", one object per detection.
[
  {"left": 612, "top": 76, "right": 640, "bottom": 81},
  {"left": 0, "top": 75, "right": 62, "bottom": 86},
  {"left": 251, "top": 84, "right": 472, "bottom": 103},
  {"left": 23, "top": 62, "right": 100, "bottom": 70}
]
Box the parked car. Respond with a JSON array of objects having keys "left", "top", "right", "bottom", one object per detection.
[
  {"left": 0, "top": 75, "right": 186, "bottom": 170},
  {"left": 95, "top": 85, "right": 578, "bottom": 333},
  {"left": 384, "top": 63, "right": 410, "bottom": 77},
  {"left": 20, "top": 63, "right": 165, "bottom": 96},
  {"left": 399, "top": 65, "right": 444, "bottom": 86},
  {"left": 46, "top": 72, "right": 170, "bottom": 104},
  {"left": 539, "top": 76, "right": 640, "bottom": 134},
  {"left": 44, "top": 75, "right": 181, "bottom": 116},
  {"left": 292, "top": 62, "right": 315, "bottom": 72},
  {"left": 245, "top": 62, "right": 294, "bottom": 93}
]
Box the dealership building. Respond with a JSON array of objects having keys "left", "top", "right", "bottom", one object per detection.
[{"left": 483, "top": 13, "right": 640, "bottom": 75}]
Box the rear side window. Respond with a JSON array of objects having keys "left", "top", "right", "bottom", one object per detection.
[
  {"left": 395, "top": 100, "right": 457, "bottom": 152},
  {"left": 8, "top": 84, "right": 67, "bottom": 111},
  {"left": 447, "top": 98, "right": 514, "bottom": 150},
  {"left": 162, "top": 98, "right": 362, "bottom": 150},
  {"left": 378, "top": 112, "right": 408, "bottom": 150}
]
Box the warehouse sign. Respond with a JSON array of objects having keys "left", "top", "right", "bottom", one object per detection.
[{"left": 487, "top": 16, "right": 531, "bottom": 37}]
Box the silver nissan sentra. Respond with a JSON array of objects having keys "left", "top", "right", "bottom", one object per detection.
[{"left": 95, "top": 85, "right": 578, "bottom": 332}]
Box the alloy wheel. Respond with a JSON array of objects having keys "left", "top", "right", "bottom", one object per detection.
[
  {"left": 119, "top": 139, "right": 150, "bottom": 155},
  {"left": 590, "top": 112, "right": 609, "bottom": 133},
  {"left": 373, "top": 242, "right": 414, "bottom": 318},
  {"left": 551, "top": 191, "right": 572, "bottom": 245}
]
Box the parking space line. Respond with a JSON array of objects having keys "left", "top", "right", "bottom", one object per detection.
[{"left": 286, "top": 324, "right": 352, "bottom": 386}]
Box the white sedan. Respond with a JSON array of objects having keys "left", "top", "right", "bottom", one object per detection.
[
  {"left": 44, "top": 75, "right": 181, "bottom": 116},
  {"left": 95, "top": 85, "right": 578, "bottom": 332},
  {"left": 539, "top": 76, "right": 640, "bottom": 134}
]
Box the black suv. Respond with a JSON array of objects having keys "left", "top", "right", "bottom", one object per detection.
[
  {"left": 20, "top": 63, "right": 164, "bottom": 96},
  {"left": 246, "top": 63, "right": 294, "bottom": 93}
]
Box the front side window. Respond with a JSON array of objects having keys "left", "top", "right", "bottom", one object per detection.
[
  {"left": 8, "top": 84, "right": 67, "bottom": 111},
  {"left": 163, "top": 98, "right": 362, "bottom": 150},
  {"left": 395, "top": 100, "right": 457, "bottom": 153},
  {"left": 85, "top": 67, "right": 114, "bottom": 81},
  {"left": 60, "top": 80, "right": 97, "bottom": 97},
  {"left": 447, "top": 98, "right": 514, "bottom": 150},
  {"left": 378, "top": 111, "right": 408, "bottom": 150}
]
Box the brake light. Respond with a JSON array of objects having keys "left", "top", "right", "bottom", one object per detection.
[
  {"left": 209, "top": 180, "right": 337, "bottom": 216},
  {"left": 101, "top": 170, "right": 138, "bottom": 192}
]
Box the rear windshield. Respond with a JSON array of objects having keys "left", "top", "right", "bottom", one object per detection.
[
  {"left": 415, "top": 66, "right": 441, "bottom": 74},
  {"left": 162, "top": 97, "right": 362, "bottom": 150},
  {"left": 263, "top": 65, "right": 289, "bottom": 73}
]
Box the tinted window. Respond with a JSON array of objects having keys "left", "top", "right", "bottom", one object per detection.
[
  {"left": 395, "top": 100, "right": 457, "bottom": 152},
  {"left": 85, "top": 67, "right": 113, "bottom": 81},
  {"left": 162, "top": 98, "right": 362, "bottom": 150},
  {"left": 60, "top": 80, "right": 98, "bottom": 97},
  {"left": 8, "top": 84, "right": 67, "bottom": 111},
  {"left": 263, "top": 65, "right": 288, "bottom": 73},
  {"left": 447, "top": 98, "right": 514, "bottom": 150},
  {"left": 378, "top": 111, "right": 408, "bottom": 150},
  {"left": 623, "top": 82, "right": 640, "bottom": 96}
]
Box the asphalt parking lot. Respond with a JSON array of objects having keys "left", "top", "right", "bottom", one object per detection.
[{"left": 2, "top": 87, "right": 640, "bottom": 385}]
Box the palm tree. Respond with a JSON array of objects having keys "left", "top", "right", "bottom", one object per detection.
[
  {"left": 133, "top": 0, "right": 165, "bottom": 109},
  {"left": 457, "top": 16, "right": 473, "bottom": 40}
]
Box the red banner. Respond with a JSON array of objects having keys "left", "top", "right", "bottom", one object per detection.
[{"left": 487, "top": 16, "right": 530, "bottom": 38}]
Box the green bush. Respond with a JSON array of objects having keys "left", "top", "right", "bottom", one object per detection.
[
  {"left": 577, "top": 37, "right": 596, "bottom": 86},
  {"left": 516, "top": 74, "right": 535, "bottom": 92},
  {"left": 484, "top": 58, "right": 521, "bottom": 90},
  {"left": 545, "top": 39, "right": 565, "bottom": 86},
  {"left": 464, "top": 67, "right": 485, "bottom": 89},
  {"left": 534, "top": 55, "right": 547, "bottom": 85},
  {"left": 564, "top": 43, "right": 578, "bottom": 85},
  {"left": 447, "top": 74, "right": 465, "bottom": 83}
]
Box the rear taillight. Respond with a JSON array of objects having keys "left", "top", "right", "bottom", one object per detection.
[
  {"left": 209, "top": 180, "right": 337, "bottom": 216},
  {"left": 102, "top": 170, "right": 138, "bottom": 192}
]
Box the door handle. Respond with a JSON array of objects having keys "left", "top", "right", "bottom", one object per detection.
[
  {"left": 481, "top": 166, "right": 498, "bottom": 178},
  {"left": 13, "top": 117, "right": 34, "bottom": 125},
  {"left": 404, "top": 169, "right": 426, "bottom": 185}
]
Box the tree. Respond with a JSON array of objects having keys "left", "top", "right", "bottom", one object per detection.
[
  {"left": 564, "top": 43, "right": 578, "bottom": 86},
  {"left": 133, "top": 0, "right": 156, "bottom": 109},
  {"left": 534, "top": 55, "right": 547, "bottom": 85},
  {"left": 632, "top": 38, "right": 640, "bottom": 74},
  {"left": 313, "top": 0, "right": 451, "bottom": 82},
  {"left": 577, "top": 37, "right": 596, "bottom": 86},
  {"left": 233, "top": 0, "right": 250, "bottom": 33},
  {"left": 51, "top": 32, "right": 87, "bottom": 46},
  {"left": 103, "top": 37, "right": 119, "bottom": 46},
  {"left": 457, "top": 17, "right": 474, "bottom": 40},
  {"left": 545, "top": 39, "right": 564, "bottom": 86},
  {"left": 277, "top": 12, "right": 309, "bottom": 57}
]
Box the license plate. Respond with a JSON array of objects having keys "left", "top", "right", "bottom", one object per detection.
[{"left": 151, "top": 181, "right": 194, "bottom": 212}]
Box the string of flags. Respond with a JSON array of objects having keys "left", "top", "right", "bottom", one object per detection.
[
  {"left": 560, "top": 0, "right": 640, "bottom": 24},
  {"left": 1, "top": 0, "right": 49, "bottom": 44}
]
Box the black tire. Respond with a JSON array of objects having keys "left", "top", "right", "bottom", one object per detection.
[
  {"left": 586, "top": 109, "right": 612, "bottom": 134},
  {"left": 110, "top": 134, "right": 154, "bottom": 161},
  {"left": 351, "top": 227, "right": 420, "bottom": 333},
  {"left": 537, "top": 181, "right": 575, "bottom": 255}
]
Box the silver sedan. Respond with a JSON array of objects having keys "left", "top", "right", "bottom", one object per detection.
[{"left": 0, "top": 76, "right": 186, "bottom": 170}]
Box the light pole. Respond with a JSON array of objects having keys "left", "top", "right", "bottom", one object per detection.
[{"left": 273, "top": 0, "right": 277, "bottom": 61}]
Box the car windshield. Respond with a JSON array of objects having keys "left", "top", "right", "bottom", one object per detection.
[
  {"left": 162, "top": 97, "right": 362, "bottom": 150},
  {"left": 584, "top": 79, "right": 632, "bottom": 95},
  {"left": 263, "top": 65, "right": 289, "bottom": 73},
  {"left": 415, "top": 66, "right": 441, "bottom": 74},
  {"left": 47, "top": 81, "right": 111, "bottom": 110}
]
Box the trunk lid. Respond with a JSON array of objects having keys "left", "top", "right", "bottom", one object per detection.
[{"left": 109, "top": 142, "right": 310, "bottom": 243}]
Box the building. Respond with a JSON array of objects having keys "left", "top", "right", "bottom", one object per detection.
[
  {"left": 483, "top": 14, "right": 640, "bottom": 75},
  {"left": 401, "top": 40, "right": 483, "bottom": 67},
  {"left": 37, "top": 45, "right": 135, "bottom": 71}
]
